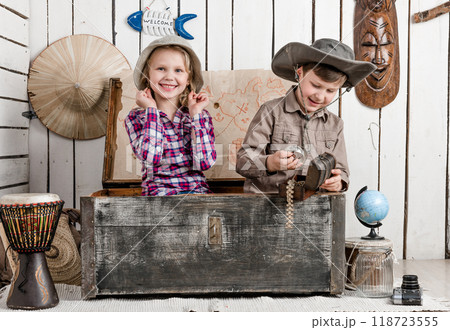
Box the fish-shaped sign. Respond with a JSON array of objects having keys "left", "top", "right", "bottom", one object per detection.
[{"left": 127, "top": 8, "right": 197, "bottom": 40}]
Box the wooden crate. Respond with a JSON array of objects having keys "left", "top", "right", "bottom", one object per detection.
[
  {"left": 81, "top": 190, "right": 345, "bottom": 298},
  {"left": 80, "top": 72, "right": 346, "bottom": 298}
]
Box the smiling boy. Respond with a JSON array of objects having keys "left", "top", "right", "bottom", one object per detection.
[{"left": 236, "top": 39, "right": 376, "bottom": 194}]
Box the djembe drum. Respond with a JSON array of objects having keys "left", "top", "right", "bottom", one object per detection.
[{"left": 0, "top": 193, "right": 64, "bottom": 310}]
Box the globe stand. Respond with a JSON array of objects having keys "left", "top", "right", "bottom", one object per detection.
[{"left": 360, "top": 221, "right": 385, "bottom": 240}]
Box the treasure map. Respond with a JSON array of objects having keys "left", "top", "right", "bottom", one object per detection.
[
  {"left": 201, "top": 69, "right": 291, "bottom": 179},
  {"left": 110, "top": 69, "right": 292, "bottom": 182}
]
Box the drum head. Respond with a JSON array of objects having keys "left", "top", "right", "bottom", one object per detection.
[{"left": 0, "top": 193, "right": 61, "bottom": 205}]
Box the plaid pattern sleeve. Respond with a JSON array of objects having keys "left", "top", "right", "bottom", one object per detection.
[
  {"left": 191, "top": 110, "right": 217, "bottom": 171},
  {"left": 124, "top": 107, "right": 164, "bottom": 166}
]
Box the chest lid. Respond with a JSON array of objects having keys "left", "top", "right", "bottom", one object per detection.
[{"left": 102, "top": 70, "right": 291, "bottom": 190}]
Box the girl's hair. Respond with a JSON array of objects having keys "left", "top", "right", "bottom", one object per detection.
[
  {"left": 302, "top": 62, "right": 347, "bottom": 85},
  {"left": 140, "top": 45, "right": 196, "bottom": 107}
]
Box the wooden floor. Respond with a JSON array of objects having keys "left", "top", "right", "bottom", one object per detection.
[
  {"left": 394, "top": 259, "right": 450, "bottom": 302},
  {"left": 1, "top": 259, "right": 449, "bottom": 302}
]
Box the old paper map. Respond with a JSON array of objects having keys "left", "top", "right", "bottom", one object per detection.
[{"left": 201, "top": 69, "right": 291, "bottom": 179}]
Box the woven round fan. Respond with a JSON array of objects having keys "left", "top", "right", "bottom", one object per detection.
[{"left": 28, "top": 34, "right": 131, "bottom": 140}]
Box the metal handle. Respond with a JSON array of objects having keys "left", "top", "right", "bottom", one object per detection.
[{"left": 208, "top": 217, "right": 222, "bottom": 245}]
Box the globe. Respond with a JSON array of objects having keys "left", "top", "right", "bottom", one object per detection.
[{"left": 354, "top": 186, "right": 389, "bottom": 239}]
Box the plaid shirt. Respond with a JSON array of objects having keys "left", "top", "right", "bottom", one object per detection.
[{"left": 125, "top": 106, "right": 216, "bottom": 196}]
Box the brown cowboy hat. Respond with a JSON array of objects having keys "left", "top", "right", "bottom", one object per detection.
[
  {"left": 134, "top": 35, "right": 203, "bottom": 92},
  {"left": 272, "top": 38, "right": 376, "bottom": 88}
]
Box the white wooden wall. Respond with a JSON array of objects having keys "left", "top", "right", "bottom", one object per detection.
[
  {"left": 0, "top": 1, "right": 29, "bottom": 195},
  {"left": 1, "top": 0, "right": 448, "bottom": 260}
]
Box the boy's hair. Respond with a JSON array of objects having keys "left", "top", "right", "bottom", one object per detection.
[
  {"left": 140, "top": 45, "right": 196, "bottom": 107},
  {"left": 302, "top": 62, "right": 348, "bottom": 86}
]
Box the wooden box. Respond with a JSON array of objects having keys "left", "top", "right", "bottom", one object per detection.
[{"left": 81, "top": 72, "right": 346, "bottom": 298}]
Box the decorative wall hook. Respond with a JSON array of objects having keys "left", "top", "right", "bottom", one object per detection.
[{"left": 21, "top": 108, "right": 37, "bottom": 119}]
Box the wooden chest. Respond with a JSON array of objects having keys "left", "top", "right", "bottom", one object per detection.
[
  {"left": 81, "top": 191, "right": 345, "bottom": 298},
  {"left": 80, "top": 72, "right": 346, "bottom": 298}
]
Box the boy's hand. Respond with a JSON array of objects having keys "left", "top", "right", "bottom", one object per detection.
[
  {"left": 320, "top": 169, "right": 343, "bottom": 192},
  {"left": 136, "top": 88, "right": 156, "bottom": 109},
  {"left": 188, "top": 91, "right": 209, "bottom": 117},
  {"left": 266, "top": 150, "right": 302, "bottom": 172}
]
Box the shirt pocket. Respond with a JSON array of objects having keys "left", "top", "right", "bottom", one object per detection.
[
  {"left": 281, "top": 131, "right": 301, "bottom": 145},
  {"left": 316, "top": 131, "right": 338, "bottom": 151},
  {"left": 272, "top": 122, "right": 301, "bottom": 143},
  {"left": 270, "top": 128, "right": 301, "bottom": 155}
]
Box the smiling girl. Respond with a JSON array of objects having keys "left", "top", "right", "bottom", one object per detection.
[{"left": 125, "top": 36, "right": 216, "bottom": 196}]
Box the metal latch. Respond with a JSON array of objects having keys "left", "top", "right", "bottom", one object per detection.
[{"left": 208, "top": 216, "right": 222, "bottom": 245}]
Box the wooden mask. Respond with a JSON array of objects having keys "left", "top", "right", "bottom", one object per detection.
[{"left": 354, "top": 0, "right": 400, "bottom": 108}]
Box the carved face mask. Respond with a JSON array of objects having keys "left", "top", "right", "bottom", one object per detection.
[
  {"left": 359, "top": 12, "right": 395, "bottom": 90},
  {"left": 354, "top": 0, "right": 399, "bottom": 108}
]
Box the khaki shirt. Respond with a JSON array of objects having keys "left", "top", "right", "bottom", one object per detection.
[{"left": 236, "top": 86, "right": 349, "bottom": 194}]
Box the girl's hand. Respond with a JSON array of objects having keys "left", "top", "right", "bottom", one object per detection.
[
  {"left": 136, "top": 88, "right": 156, "bottom": 109},
  {"left": 188, "top": 91, "right": 209, "bottom": 117},
  {"left": 320, "top": 169, "right": 343, "bottom": 192},
  {"left": 266, "top": 150, "right": 302, "bottom": 172}
]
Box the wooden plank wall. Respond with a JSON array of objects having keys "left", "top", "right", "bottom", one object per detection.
[
  {"left": 19, "top": 0, "right": 450, "bottom": 259},
  {"left": 408, "top": 0, "right": 449, "bottom": 259},
  {"left": 0, "top": 0, "right": 29, "bottom": 196}
]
